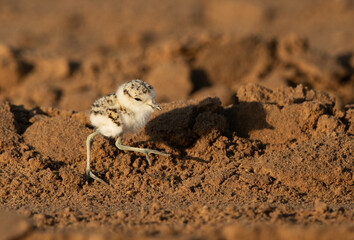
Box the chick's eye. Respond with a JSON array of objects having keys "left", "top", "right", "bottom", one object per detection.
[{"left": 134, "top": 98, "right": 142, "bottom": 101}]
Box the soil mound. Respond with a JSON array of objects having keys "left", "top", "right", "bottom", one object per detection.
[{"left": 0, "top": 84, "right": 352, "bottom": 239}]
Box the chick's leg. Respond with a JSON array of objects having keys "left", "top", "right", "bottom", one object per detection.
[
  {"left": 115, "top": 135, "right": 169, "bottom": 165},
  {"left": 86, "top": 130, "right": 108, "bottom": 185}
]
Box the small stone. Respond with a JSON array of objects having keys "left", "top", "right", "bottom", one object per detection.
[
  {"left": 315, "top": 199, "right": 329, "bottom": 214},
  {"left": 116, "top": 210, "right": 126, "bottom": 219}
]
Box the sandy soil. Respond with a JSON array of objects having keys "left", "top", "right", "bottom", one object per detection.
[{"left": 0, "top": 0, "right": 353, "bottom": 239}]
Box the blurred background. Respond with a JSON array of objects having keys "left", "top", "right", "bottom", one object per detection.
[{"left": 0, "top": 0, "right": 353, "bottom": 111}]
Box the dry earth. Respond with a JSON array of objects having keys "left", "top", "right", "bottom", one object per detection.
[{"left": 0, "top": 0, "right": 353, "bottom": 239}]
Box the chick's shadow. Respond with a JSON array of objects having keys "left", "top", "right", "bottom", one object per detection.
[
  {"left": 145, "top": 98, "right": 273, "bottom": 164},
  {"left": 145, "top": 102, "right": 206, "bottom": 163}
]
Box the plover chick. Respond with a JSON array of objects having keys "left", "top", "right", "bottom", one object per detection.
[{"left": 86, "top": 79, "right": 170, "bottom": 185}]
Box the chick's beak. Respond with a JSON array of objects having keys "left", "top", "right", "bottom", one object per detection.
[
  {"left": 150, "top": 100, "right": 161, "bottom": 110},
  {"left": 146, "top": 98, "right": 161, "bottom": 110},
  {"left": 152, "top": 103, "right": 161, "bottom": 110}
]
